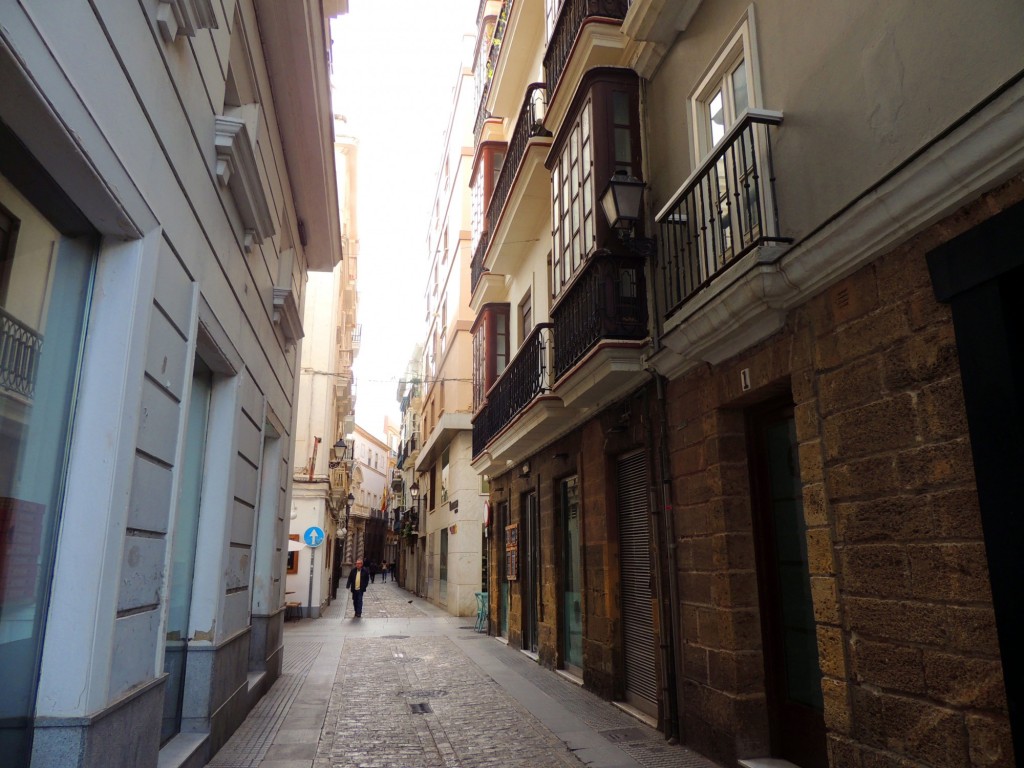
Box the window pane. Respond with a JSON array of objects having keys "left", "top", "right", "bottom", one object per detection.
[
  {"left": 614, "top": 127, "right": 632, "bottom": 164},
  {"left": 731, "top": 60, "right": 749, "bottom": 116},
  {"left": 0, "top": 173, "right": 95, "bottom": 761},
  {"left": 496, "top": 311, "right": 507, "bottom": 374},
  {"left": 612, "top": 91, "right": 629, "bottom": 125},
  {"left": 709, "top": 90, "right": 726, "bottom": 145}
]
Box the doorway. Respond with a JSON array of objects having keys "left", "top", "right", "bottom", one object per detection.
[
  {"left": 521, "top": 491, "right": 540, "bottom": 654},
  {"left": 617, "top": 449, "right": 657, "bottom": 715},
  {"left": 747, "top": 403, "right": 826, "bottom": 768},
  {"left": 498, "top": 501, "right": 510, "bottom": 639},
  {"left": 560, "top": 476, "right": 583, "bottom": 674},
  {"left": 161, "top": 359, "right": 213, "bottom": 745}
]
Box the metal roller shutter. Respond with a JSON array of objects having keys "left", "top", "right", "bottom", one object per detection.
[{"left": 617, "top": 449, "right": 657, "bottom": 708}]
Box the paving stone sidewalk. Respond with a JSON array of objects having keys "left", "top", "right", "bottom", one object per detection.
[{"left": 207, "top": 581, "right": 723, "bottom": 768}]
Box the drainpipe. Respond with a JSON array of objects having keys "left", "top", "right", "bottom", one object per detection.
[
  {"left": 652, "top": 372, "right": 684, "bottom": 743},
  {"left": 637, "top": 74, "right": 685, "bottom": 743}
]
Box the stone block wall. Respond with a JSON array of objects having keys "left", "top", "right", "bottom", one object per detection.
[{"left": 664, "top": 177, "right": 1023, "bottom": 767}]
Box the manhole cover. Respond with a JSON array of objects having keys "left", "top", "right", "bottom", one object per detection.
[
  {"left": 380, "top": 635, "right": 410, "bottom": 639},
  {"left": 629, "top": 742, "right": 679, "bottom": 755},
  {"left": 409, "top": 702, "right": 433, "bottom": 714},
  {"left": 601, "top": 727, "right": 652, "bottom": 743},
  {"left": 402, "top": 689, "right": 448, "bottom": 699}
]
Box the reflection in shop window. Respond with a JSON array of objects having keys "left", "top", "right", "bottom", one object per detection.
[{"left": 0, "top": 169, "right": 96, "bottom": 763}]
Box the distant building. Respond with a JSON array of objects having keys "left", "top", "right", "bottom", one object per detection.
[
  {"left": 395, "top": 347, "right": 425, "bottom": 591},
  {"left": 287, "top": 118, "right": 360, "bottom": 618},
  {"left": 414, "top": 16, "right": 489, "bottom": 618},
  {"left": 345, "top": 425, "right": 392, "bottom": 570},
  {"left": 0, "top": 1, "right": 346, "bottom": 766}
]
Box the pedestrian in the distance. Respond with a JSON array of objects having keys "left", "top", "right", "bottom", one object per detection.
[
  {"left": 346, "top": 558, "right": 370, "bottom": 618},
  {"left": 390, "top": 561, "right": 397, "bottom": 582},
  {"left": 381, "top": 561, "right": 389, "bottom": 583},
  {"left": 369, "top": 559, "right": 377, "bottom": 584}
]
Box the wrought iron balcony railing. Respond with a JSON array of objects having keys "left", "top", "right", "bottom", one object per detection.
[
  {"left": 474, "top": 1, "right": 508, "bottom": 142},
  {"left": 543, "top": 0, "right": 629, "bottom": 98},
  {"left": 471, "top": 228, "right": 491, "bottom": 293},
  {"left": 472, "top": 323, "right": 554, "bottom": 457},
  {"left": 655, "top": 110, "right": 788, "bottom": 321},
  {"left": 1, "top": 307, "right": 42, "bottom": 400},
  {"left": 484, "top": 83, "right": 550, "bottom": 243},
  {"left": 552, "top": 249, "right": 648, "bottom": 379}
]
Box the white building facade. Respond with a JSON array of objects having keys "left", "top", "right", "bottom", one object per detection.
[
  {"left": 0, "top": 2, "right": 345, "bottom": 766},
  {"left": 286, "top": 120, "right": 359, "bottom": 618},
  {"left": 414, "top": 16, "right": 488, "bottom": 618}
]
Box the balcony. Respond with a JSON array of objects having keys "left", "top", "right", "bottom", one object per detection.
[
  {"left": 482, "top": 85, "right": 553, "bottom": 283},
  {"left": 390, "top": 469, "right": 404, "bottom": 492},
  {"left": 543, "top": 0, "right": 629, "bottom": 128},
  {"left": 655, "top": 110, "right": 788, "bottom": 323},
  {"left": 646, "top": 109, "right": 796, "bottom": 377},
  {"left": 471, "top": 247, "right": 656, "bottom": 469},
  {"left": 485, "top": 83, "right": 550, "bottom": 255},
  {"left": 1, "top": 307, "right": 42, "bottom": 400},
  {"left": 473, "top": 1, "right": 508, "bottom": 142},
  {"left": 471, "top": 228, "right": 490, "bottom": 294},
  {"left": 552, "top": 248, "right": 648, "bottom": 377},
  {"left": 472, "top": 323, "right": 554, "bottom": 457}
]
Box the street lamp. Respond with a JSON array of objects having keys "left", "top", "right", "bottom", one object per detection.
[
  {"left": 600, "top": 171, "right": 646, "bottom": 232},
  {"left": 600, "top": 170, "right": 656, "bottom": 257},
  {"left": 409, "top": 481, "right": 422, "bottom": 538}
]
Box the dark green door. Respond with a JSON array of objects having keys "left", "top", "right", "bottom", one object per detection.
[
  {"left": 748, "top": 403, "right": 826, "bottom": 768},
  {"left": 561, "top": 476, "right": 582, "bottom": 673}
]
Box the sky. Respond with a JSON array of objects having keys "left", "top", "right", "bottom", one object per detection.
[{"left": 330, "top": 0, "right": 478, "bottom": 438}]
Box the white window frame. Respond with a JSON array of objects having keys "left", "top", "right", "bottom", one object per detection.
[{"left": 688, "top": 8, "right": 763, "bottom": 164}]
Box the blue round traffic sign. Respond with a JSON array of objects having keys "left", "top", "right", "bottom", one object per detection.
[{"left": 303, "top": 526, "right": 325, "bottom": 547}]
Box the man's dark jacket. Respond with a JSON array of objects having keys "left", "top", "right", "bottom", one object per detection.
[{"left": 346, "top": 566, "right": 370, "bottom": 593}]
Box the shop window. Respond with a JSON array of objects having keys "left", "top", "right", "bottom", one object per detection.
[{"left": 1, "top": 148, "right": 96, "bottom": 761}]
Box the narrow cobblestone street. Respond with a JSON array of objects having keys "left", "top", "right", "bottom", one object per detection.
[{"left": 206, "top": 582, "right": 723, "bottom": 768}]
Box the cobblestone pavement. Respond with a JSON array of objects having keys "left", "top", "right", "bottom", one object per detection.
[
  {"left": 319, "top": 635, "right": 581, "bottom": 768},
  {"left": 207, "top": 581, "right": 724, "bottom": 768}
]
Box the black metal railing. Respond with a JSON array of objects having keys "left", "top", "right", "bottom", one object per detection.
[
  {"left": 471, "top": 229, "right": 491, "bottom": 293},
  {"left": 552, "top": 250, "right": 648, "bottom": 379},
  {"left": 543, "top": 0, "right": 629, "bottom": 98},
  {"left": 485, "top": 83, "right": 550, "bottom": 242},
  {"left": 655, "top": 110, "right": 788, "bottom": 320},
  {"left": 473, "top": 96, "right": 492, "bottom": 143},
  {"left": 1, "top": 307, "right": 42, "bottom": 400},
  {"left": 472, "top": 323, "right": 554, "bottom": 456}
]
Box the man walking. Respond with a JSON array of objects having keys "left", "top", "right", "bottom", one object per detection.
[{"left": 346, "top": 558, "right": 370, "bottom": 618}]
